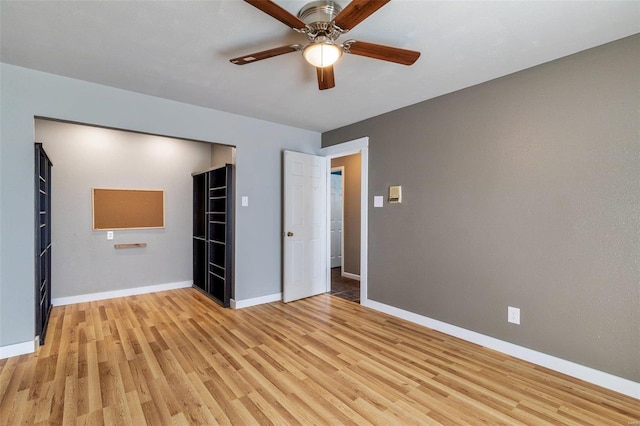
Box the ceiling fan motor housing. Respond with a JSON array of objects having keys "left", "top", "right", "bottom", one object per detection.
[{"left": 298, "top": 1, "right": 344, "bottom": 40}]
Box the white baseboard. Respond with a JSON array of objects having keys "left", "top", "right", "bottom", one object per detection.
[
  {"left": 52, "top": 280, "right": 192, "bottom": 306},
  {"left": 363, "top": 299, "right": 640, "bottom": 400},
  {"left": 0, "top": 339, "right": 35, "bottom": 359},
  {"left": 342, "top": 272, "right": 360, "bottom": 281},
  {"left": 231, "top": 292, "right": 282, "bottom": 309}
]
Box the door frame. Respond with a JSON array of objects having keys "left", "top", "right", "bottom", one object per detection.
[
  {"left": 320, "top": 137, "right": 369, "bottom": 305},
  {"left": 330, "top": 166, "right": 345, "bottom": 272}
]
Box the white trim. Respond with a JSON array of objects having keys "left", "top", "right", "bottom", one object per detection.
[
  {"left": 364, "top": 299, "right": 640, "bottom": 399},
  {"left": 0, "top": 339, "right": 35, "bottom": 359},
  {"left": 341, "top": 272, "right": 361, "bottom": 281},
  {"left": 231, "top": 292, "right": 282, "bottom": 309},
  {"left": 321, "top": 137, "right": 369, "bottom": 304},
  {"left": 320, "top": 137, "right": 368, "bottom": 156},
  {"left": 51, "top": 280, "right": 192, "bottom": 306},
  {"left": 360, "top": 146, "right": 369, "bottom": 304}
]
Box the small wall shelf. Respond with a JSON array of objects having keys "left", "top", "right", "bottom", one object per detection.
[{"left": 114, "top": 243, "right": 147, "bottom": 249}]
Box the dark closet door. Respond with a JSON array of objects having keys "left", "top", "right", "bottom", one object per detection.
[
  {"left": 193, "top": 173, "right": 207, "bottom": 292},
  {"left": 35, "top": 143, "right": 52, "bottom": 345}
]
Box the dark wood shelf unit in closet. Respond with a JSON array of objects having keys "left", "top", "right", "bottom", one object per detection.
[
  {"left": 35, "top": 143, "right": 52, "bottom": 345},
  {"left": 192, "top": 164, "right": 233, "bottom": 307}
]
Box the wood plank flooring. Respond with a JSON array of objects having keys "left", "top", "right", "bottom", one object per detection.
[{"left": 1, "top": 288, "right": 638, "bottom": 425}]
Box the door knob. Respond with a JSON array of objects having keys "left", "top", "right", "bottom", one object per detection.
[{"left": 287, "top": 232, "right": 294, "bottom": 237}]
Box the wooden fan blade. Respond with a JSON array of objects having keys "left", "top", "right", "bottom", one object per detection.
[
  {"left": 244, "top": 0, "right": 306, "bottom": 30},
  {"left": 346, "top": 40, "right": 420, "bottom": 65},
  {"left": 230, "top": 45, "right": 300, "bottom": 65},
  {"left": 316, "top": 66, "right": 335, "bottom": 90},
  {"left": 333, "top": 0, "right": 390, "bottom": 31}
]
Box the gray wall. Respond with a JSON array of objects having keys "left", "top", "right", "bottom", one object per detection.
[
  {"left": 331, "top": 154, "right": 361, "bottom": 275},
  {"left": 0, "top": 63, "right": 320, "bottom": 348},
  {"left": 34, "top": 119, "right": 212, "bottom": 298},
  {"left": 323, "top": 35, "right": 639, "bottom": 381}
]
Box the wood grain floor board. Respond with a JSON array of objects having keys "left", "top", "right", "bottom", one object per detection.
[
  {"left": 245, "top": 390, "right": 296, "bottom": 425},
  {"left": 187, "top": 373, "right": 231, "bottom": 425},
  {"left": 300, "top": 374, "right": 370, "bottom": 425},
  {"left": 1, "top": 288, "right": 638, "bottom": 425},
  {"left": 254, "top": 387, "right": 302, "bottom": 425}
]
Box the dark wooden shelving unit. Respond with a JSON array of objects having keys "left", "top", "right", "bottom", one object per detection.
[
  {"left": 35, "top": 143, "right": 52, "bottom": 345},
  {"left": 192, "top": 164, "right": 233, "bottom": 307}
]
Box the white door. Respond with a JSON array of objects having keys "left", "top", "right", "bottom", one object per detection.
[
  {"left": 330, "top": 169, "right": 343, "bottom": 268},
  {"left": 283, "top": 151, "right": 327, "bottom": 303}
]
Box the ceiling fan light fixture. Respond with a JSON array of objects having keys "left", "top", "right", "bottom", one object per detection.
[
  {"left": 303, "top": 42, "right": 342, "bottom": 68},
  {"left": 235, "top": 0, "right": 420, "bottom": 90}
]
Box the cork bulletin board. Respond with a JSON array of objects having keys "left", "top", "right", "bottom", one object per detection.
[{"left": 92, "top": 188, "right": 165, "bottom": 230}]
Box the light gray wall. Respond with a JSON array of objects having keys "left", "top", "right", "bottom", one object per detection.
[
  {"left": 0, "top": 63, "right": 320, "bottom": 348},
  {"left": 331, "top": 154, "right": 361, "bottom": 275},
  {"left": 323, "top": 35, "right": 640, "bottom": 381},
  {"left": 34, "top": 119, "right": 212, "bottom": 298}
]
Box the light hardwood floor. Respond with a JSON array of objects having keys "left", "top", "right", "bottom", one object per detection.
[{"left": 1, "top": 288, "right": 638, "bottom": 425}]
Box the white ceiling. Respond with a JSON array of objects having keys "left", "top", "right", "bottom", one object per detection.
[{"left": 1, "top": 1, "right": 638, "bottom": 132}]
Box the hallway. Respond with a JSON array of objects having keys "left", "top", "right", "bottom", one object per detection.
[{"left": 329, "top": 267, "right": 360, "bottom": 303}]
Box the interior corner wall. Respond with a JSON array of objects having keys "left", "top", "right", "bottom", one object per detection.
[
  {"left": 211, "top": 143, "right": 235, "bottom": 166},
  {"left": 322, "top": 34, "right": 640, "bottom": 382},
  {"left": 331, "top": 154, "right": 361, "bottom": 276},
  {"left": 34, "top": 119, "right": 213, "bottom": 298},
  {"left": 0, "top": 63, "right": 320, "bottom": 348}
]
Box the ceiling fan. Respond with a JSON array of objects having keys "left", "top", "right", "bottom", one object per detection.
[{"left": 230, "top": 0, "right": 421, "bottom": 90}]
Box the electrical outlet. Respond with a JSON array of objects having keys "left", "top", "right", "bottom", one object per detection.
[
  {"left": 508, "top": 306, "right": 520, "bottom": 324},
  {"left": 107, "top": 231, "right": 114, "bottom": 240}
]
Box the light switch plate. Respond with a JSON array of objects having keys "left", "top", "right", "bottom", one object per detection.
[
  {"left": 241, "top": 196, "right": 249, "bottom": 207},
  {"left": 508, "top": 306, "right": 520, "bottom": 324},
  {"left": 389, "top": 185, "right": 402, "bottom": 203},
  {"left": 374, "top": 196, "right": 383, "bottom": 207}
]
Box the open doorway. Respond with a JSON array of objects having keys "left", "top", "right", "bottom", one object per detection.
[
  {"left": 329, "top": 155, "right": 361, "bottom": 303},
  {"left": 33, "top": 118, "right": 235, "bottom": 308},
  {"left": 320, "top": 137, "right": 369, "bottom": 305}
]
